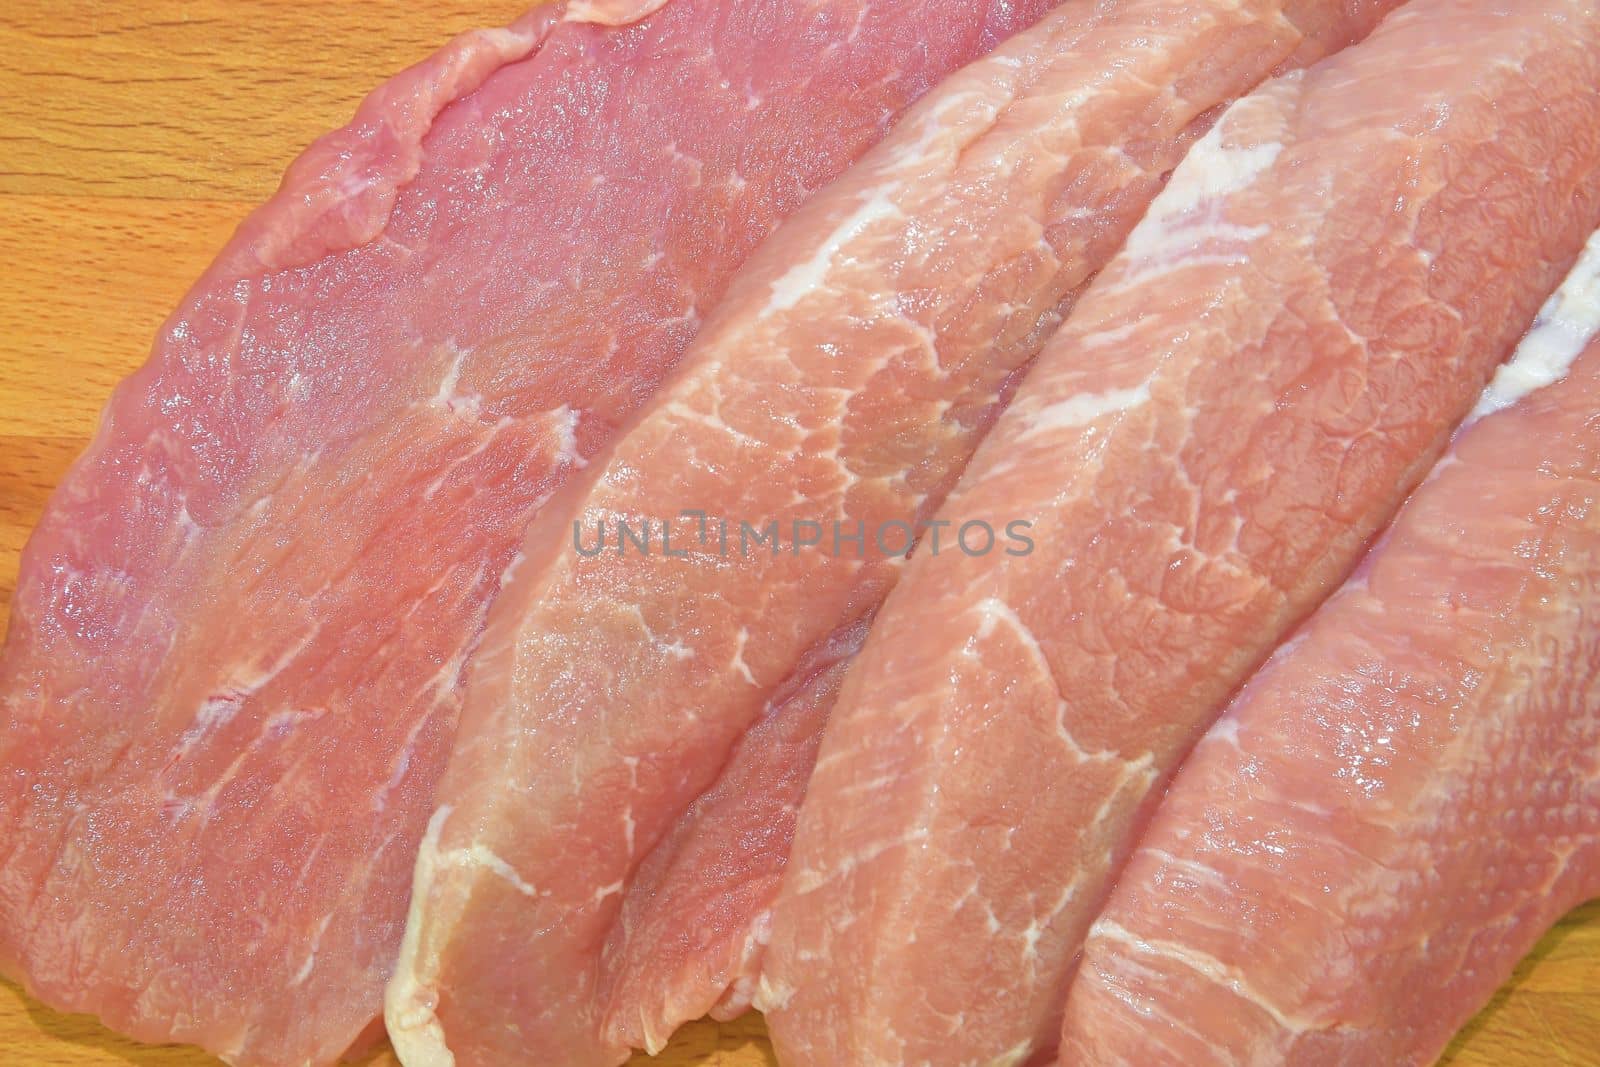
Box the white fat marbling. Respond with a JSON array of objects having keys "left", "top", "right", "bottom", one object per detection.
[
  {"left": 1122, "top": 108, "right": 1283, "bottom": 270},
  {"left": 1022, "top": 383, "right": 1151, "bottom": 438},
  {"left": 1473, "top": 228, "right": 1600, "bottom": 418},
  {"left": 1113, "top": 94, "right": 1286, "bottom": 286},
  {"left": 764, "top": 191, "right": 903, "bottom": 315},
  {"left": 386, "top": 806, "right": 460, "bottom": 1067}
]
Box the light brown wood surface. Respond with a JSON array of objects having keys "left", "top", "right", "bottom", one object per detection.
[{"left": 0, "top": 3, "right": 1594, "bottom": 1065}]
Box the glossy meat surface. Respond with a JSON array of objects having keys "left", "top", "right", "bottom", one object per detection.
[
  {"left": 390, "top": 2, "right": 1411, "bottom": 1062},
  {"left": 1061, "top": 247, "right": 1600, "bottom": 1066},
  {"left": 0, "top": 1, "right": 1052, "bottom": 1062},
  {"left": 591, "top": 0, "right": 1404, "bottom": 1056},
  {"left": 759, "top": 2, "right": 1600, "bottom": 1063}
]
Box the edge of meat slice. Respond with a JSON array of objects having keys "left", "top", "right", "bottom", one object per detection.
[
  {"left": 600, "top": 621, "right": 868, "bottom": 1053},
  {"left": 386, "top": 1, "right": 1404, "bottom": 1064},
  {"left": 0, "top": 0, "right": 1066, "bottom": 1062},
  {"left": 1060, "top": 230, "right": 1600, "bottom": 1067},
  {"left": 594, "top": 0, "right": 1410, "bottom": 1054},
  {"left": 757, "top": 2, "right": 1600, "bottom": 1064}
]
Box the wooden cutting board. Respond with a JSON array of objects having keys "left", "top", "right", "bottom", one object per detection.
[{"left": 0, "top": 3, "right": 1595, "bottom": 1065}]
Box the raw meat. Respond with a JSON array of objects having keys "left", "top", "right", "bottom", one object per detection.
[
  {"left": 757, "top": 2, "right": 1600, "bottom": 1064},
  {"left": 0, "top": 1, "right": 1059, "bottom": 1063},
  {"left": 602, "top": 622, "right": 867, "bottom": 1052},
  {"left": 592, "top": 0, "right": 1408, "bottom": 1055},
  {"left": 1058, "top": 231, "right": 1600, "bottom": 1066},
  {"left": 389, "top": 3, "right": 1403, "bottom": 1063}
]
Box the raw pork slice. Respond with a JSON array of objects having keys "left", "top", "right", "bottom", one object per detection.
[
  {"left": 0, "top": 1, "right": 1061, "bottom": 1063},
  {"left": 758, "top": 2, "right": 1600, "bottom": 1064},
  {"left": 602, "top": 622, "right": 867, "bottom": 1051},
  {"left": 1059, "top": 232, "right": 1600, "bottom": 1067},
  {"left": 594, "top": 0, "right": 1407, "bottom": 1054},
  {"left": 390, "top": 3, "right": 1401, "bottom": 1063}
]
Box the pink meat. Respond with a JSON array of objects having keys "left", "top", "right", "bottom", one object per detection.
[
  {"left": 1059, "top": 267, "right": 1600, "bottom": 1066},
  {"left": 389, "top": 3, "right": 1399, "bottom": 1064},
  {"left": 602, "top": 622, "right": 867, "bottom": 1054},
  {"left": 594, "top": 0, "right": 1407, "bottom": 1053},
  {"left": 758, "top": 2, "right": 1600, "bottom": 1064},
  {"left": 0, "top": 2, "right": 1059, "bottom": 1063}
]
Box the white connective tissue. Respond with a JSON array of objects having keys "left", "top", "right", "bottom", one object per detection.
[{"left": 1473, "top": 227, "right": 1600, "bottom": 419}]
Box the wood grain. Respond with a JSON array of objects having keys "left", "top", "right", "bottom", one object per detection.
[{"left": 0, "top": 3, "right": 1593, "bottom": 1065}]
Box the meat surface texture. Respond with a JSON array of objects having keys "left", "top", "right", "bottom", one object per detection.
[
  {"left": 1059, "top": 233, "right": 1600, "bottom": 1067},
  {"left": 757, "top": 2, "right": 1600, "bottom": 1064},
  {"left": 388, "top": 2, "right": 1403, "bottom": 1063},
  {"left": 602, "top": 622, "right": 867, "bottom": 1053},
  {"left": 590, "top": 0, "right": 1407, "bottom": 1056},
  {"left": 0, "top": 1, "right": 1061, "bottom": 1063}
]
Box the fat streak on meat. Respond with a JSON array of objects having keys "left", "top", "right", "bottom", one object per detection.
[
  {"left": 0, "top": 1, "right": 1061, "bottom": 1062},
  {"left": 1059, "top": 229, "right": 1600, "bottom": 1066},
  {"left": 757, "top": 1, "right": 1600, "bottom": 1063},
  {"left": 590, "top": 0, "right": 1407, "bottom": 1055},
  {"left": 390, "top": 2, "right": 1402, "bottom": 1063}
]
